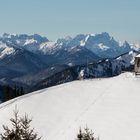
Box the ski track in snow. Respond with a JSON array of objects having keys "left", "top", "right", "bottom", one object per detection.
[{"left": 56, "top": 84, "right": 113, "bottom": 138}]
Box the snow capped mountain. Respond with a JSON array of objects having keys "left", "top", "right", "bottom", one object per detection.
[
  {"left": 0, "top": 32, "right": 136, "bottom": 58},
  {"left": 2, "top": 33, "right": 48, "bottom": 44},
  {"left": 0, "top": 33, "right": 49, "bottom": 54},
  {"left": 0, "top": 46, "right": 47, "bottom": 84},
  {"left": 0, "top": 32, "right": 139, "bottom": 89},
  {"left": 39, "top": 41, "right": 58, "bottom": 54},
  {"left": 130, "top": 43, "right": 140, "bottom": 51},
  {"left": 0, "top": 41, "right": 16, "bottom": 59},
  {"left": 0, "top": 73, "right": 140, "bottom": 140},
  {"left": 53, "top": 32, "right": 132, "bottom": 58}
]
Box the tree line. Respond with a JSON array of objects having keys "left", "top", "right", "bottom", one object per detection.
[{"left": 1, "top": 85, "right": 25, "bottom": 102}]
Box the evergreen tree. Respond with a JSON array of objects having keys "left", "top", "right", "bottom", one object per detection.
[
  {"left": 20, "top": 114, "right": 41, "bottom": 140},
  {"left": 0, "top": 109, "right": 41, "bottom": 140},
  {"left": 77, "top": 126, "right": 98, "bottom": 140},
  {"left": 20, "top": 86, "right": 24, "bottom": 96},
  {"left": 83, "top": 127, "right": 94, "bottom": 140},
  {"left": 16, "top": 87, "right": 20, "bottom": 97},
  {"left": 2, "top": 85, "right": 14, "bottom": 102},
  {"left": 13, "top": 85, "right": 17, "bottom": 96},
  {"left": 1, "top": 85, "right": 25, "bottom": 102},
  {"left": 77, "top": 128, "right": 83, "bottom": 140},
  {"left": 0, "top": 109, "right": 22, "bottom": 140}
]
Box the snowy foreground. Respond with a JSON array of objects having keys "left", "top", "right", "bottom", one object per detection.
[{"left": 0, "top": 72, "right": 140, "bottom": 140}]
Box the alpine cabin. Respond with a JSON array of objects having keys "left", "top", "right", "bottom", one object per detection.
[{"left": 135, "top": 54, "right": 140, "bottom": 75}]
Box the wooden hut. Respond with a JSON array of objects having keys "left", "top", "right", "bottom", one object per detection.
[{"left": 135, "top": 54, "right": 140, "bottom": 75}]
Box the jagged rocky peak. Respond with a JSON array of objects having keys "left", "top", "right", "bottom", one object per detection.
[
  {"left": 0, "top": 41, "right": 16, "bottom": 59},
  {"left": 56, "top": 32, "right": 115, "bottom": 46},
  {"left": 2, "top": 33, "right": 49, "bottom": 44},
  {"left": 0, "top": 32, "right": 136, "bottom": 59},
  {"left": 56, "top": 36, "right": 72, "bottom": 45},
  {"left": 84, "top": 32, "right": 113, "bottom": 43},
  {"left": 2, "top": 33, "right": 17, "bottom": 38}
]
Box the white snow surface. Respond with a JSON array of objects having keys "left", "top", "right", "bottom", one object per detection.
[
  {"left": 24, "top": 39, "right": 38, "bottom": 46},
  {"left": 98, "top": 43, "right": 109, "bottom": 50},
  {"left": 0, "top": 73, "right": 140, "bottom": 140}
]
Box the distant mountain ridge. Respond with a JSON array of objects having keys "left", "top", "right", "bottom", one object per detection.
[
  {"left": 0, "top": 32, "right": 139, "bottom": 91},
  {"left": 0, "top": 32, "right": 136, "bottom": 57}
]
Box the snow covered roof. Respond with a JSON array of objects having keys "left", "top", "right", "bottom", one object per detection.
[{"left": 136, "top": 54, "right": 140, "bottom": 58}]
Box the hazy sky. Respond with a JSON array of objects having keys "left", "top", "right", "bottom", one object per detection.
[{"left": 0, "top": 0, "right": 140, "bottom": 43}]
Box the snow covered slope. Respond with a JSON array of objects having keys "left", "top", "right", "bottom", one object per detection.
[{"left": 0, "top": 72, "right": 140, "bottom": 140}]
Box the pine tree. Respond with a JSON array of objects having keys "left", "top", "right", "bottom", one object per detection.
[
  {"left": 2, "top": 85, "right": 15, "bottom": 102},
  {"left": 20, "top": 87, "right": 24, "bottom": 96},
  {"left": 0, "top": 109, "right": 22, "bottom": 140},
  {"left": 13, "top": 85, "right": 17, "bottom": 97},
  {"left": 20, "top": 114, "right": 41, "bottom": 140},
  {"left": 0, "top": 109, "right": 41, "bottom": 140},
  {"left": 77, "top": 126, "right": 98, "bottom": 140},
  {"left": 16, "top": 87, "right": 20, "bottom": 97},
  {"left": 77, "top": 128, "right": 83, "bottom": 140},
  {"left": 83, "top": 127, "right": 95, "bottom": 140}
]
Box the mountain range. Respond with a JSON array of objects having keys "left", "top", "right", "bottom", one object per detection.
[{"left": 0, "top": 32, "right": 139, "bottom": 92}]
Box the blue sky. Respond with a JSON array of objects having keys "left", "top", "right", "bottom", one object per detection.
[{"left": 0, "top": 0, "right": 140, "bottom": 43}]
